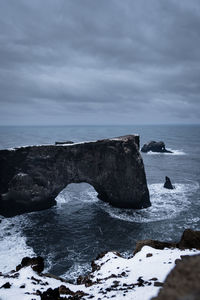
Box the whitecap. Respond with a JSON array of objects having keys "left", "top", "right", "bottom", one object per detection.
[
  {"left": 56, "top": 183, "right": 98, "bottom": 205},
  {"left": 0, "top": 215, "right": 35, "bottom": 273},
  {"left": 101, "top": 181, "right": 199, "bottom": 223},
  {"left": 61, "top": 262, "right": 91, "bottom": 283},
  {"left": 145, "top": 149, "right": 186, "bottom": 155}
]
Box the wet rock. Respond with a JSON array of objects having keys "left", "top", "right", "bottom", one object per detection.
[
  {"left": 164, "top": 176, "right": 174, "bottom": 189},
  {"left": 0, "top": 135, "right": 150, "bottom": 217},
  {"left": 141, "top": 141, "right": 172, "bottom": 153},
  {"left": 16, "top": 256, "right": 44, "bottom": 273}
]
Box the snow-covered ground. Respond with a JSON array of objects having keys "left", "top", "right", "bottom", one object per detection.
[{"left": 0, "top": 246, "right": 199, "bottom": 300}]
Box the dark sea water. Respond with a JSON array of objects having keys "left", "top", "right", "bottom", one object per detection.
[{"left": 0, "top": 125, "right": 200, "bottom": 281}]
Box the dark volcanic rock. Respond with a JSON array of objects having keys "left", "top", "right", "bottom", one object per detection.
[
  {"left": 178, "top": 229, "right": 200, "bottom": 250},
  {"left": 134, "top": 239, "right": 176, "bottom": 255},
  {"left": 40, "top": 287, "right": 60, "bottom": 300},
  {"left": 164, "top": 176, "right": 174, "bottom": 189},
  {"left": 0, "top": 135, "right": 150, "bottom": 217},
  {"left": 16, "top": 256, "right": 44, "bottom": 273},
  {"left": 0, "top": 282, "right": 12, "bottom": 289},
  {"left": 152, "top": 254, "right": 200, "bottom": 300},
  {"left": 141, "top": 141, "right": 172, "bottom": 153},
  {"left": 134, "top": 229, "right": 200, "bottom": 255},
  {"left": 55, "top": 141, "right": 74, "bottom": 145}
]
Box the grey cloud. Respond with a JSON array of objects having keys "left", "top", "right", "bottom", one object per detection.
[{"left": 0, "top": 0, "right": 200, "bottom": 125}]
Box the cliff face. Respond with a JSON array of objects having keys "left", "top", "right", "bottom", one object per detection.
[{"left": 0, "top": 135, "right": 150, "bottom": 217}]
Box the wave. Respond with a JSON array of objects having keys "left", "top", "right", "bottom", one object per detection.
[
  {"left": 101, "top": 181, "right": 199, "bottom": 223},
  {"left": 145, "top": 149, "right": 186, "bottom": 155},
  {"left": 56, "top": 183, "right": 99, "bottom": 205},
  {"left": 0, "top": 215, "right": 35, "bottom": 273},
  {"left": 62, "top": 262, "right": 91, "bottom": 283}
]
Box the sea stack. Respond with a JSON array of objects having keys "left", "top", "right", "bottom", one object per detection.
[
  {"left": 0, "top": 135, "right": 150, "bottom": 217},
  {"left": 164, "top": 176, "right": 174, "bottom": 189}
]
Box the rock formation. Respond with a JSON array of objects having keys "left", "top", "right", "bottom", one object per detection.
[
  {"left": 164, "top": 176, "right": 174, "bottom": 189},
  {"left": 55, "top": 141, "right": 74, "bottom": 145},
  {"left": 0, "top": 135, "right": 150, "bottom": 217},
  {"left": 152, "top": 254, "right": 200, "bottom": 300},
  {"left": 141, "top": 141, "right": 172, "bottom": 153}
]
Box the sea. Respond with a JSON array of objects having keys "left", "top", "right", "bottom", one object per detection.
[{"left": 0, "top": 125, "right": 199, "bottom": 282}]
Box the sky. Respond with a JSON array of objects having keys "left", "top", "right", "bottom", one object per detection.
[{"left": 0, "top": 0, "right": 200, "bottom": 125}]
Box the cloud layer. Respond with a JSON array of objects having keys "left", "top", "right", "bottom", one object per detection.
[{"left": 0, "top": 0, "right": 200, "bottom": 125}]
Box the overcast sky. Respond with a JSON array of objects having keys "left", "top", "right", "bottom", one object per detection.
[{"left": 0, "top": 0, "right": 200, "bottom": 125}]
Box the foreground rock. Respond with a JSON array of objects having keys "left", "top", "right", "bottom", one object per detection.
[
  {"left": 163, "top": 176, "right": 174, "bottom": 189},
  {"left": 1, "top": 229, "right": 200, "bottom": 300},
  {"left": 141, "top": 141, "right": 172, "bottom": 153},
  {"left": 0, "top": 135, "right": 150, "bottom": 217},
  {"left": 134, "top": 229, "right": 200, "bottom": 255},
  {"left": 152, "top": 254, "right": 200, "bottom": 300}
]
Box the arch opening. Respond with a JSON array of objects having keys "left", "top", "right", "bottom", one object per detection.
[{"left": 55, "top": 182, "right": 98, "bottom": 204}]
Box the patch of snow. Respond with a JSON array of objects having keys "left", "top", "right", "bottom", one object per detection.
[{"left": 0, "top": 246, "right": 199, "bottom": 300}]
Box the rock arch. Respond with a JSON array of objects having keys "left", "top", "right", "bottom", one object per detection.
[{"left": 0, "top": 135, "right": 150, "bottom": 217}]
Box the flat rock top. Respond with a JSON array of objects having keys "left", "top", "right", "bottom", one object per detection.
[{"left": 3, "top": 134, "right": 139, "bottom": 151}]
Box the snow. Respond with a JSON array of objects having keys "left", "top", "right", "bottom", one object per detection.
[{"left": 0, "top": 246, "right": 199, "bottom": 300}]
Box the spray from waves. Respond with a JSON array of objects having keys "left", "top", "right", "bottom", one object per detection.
[
  {"left": 146, "top": 149, "right": 186, "bottom": 155},
  {"left": 56, "top": 183, "right": 99, "bottom": 205},
  {"left": 62, "top": 262, "right": 91, "bottom": 283},
  {"left": 0, "top": 215, "right": 35, "bottom": 273},
  {"left": 101, "top": 181, "right": 199, "bottom": 223}
]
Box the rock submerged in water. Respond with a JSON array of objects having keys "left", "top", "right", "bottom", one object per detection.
[
  {"left": 164, "top": 176, "right": 174, "bottom": 189},
  {"left": 141, "top": 141, "right": 172, "bottom": 153},
  {"left": 0, "top": 135, "right": 150, "bottom": 217}
]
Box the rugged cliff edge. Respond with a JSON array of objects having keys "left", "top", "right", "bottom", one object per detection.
[
  {"left": 0, "top": 229, "right": 200, "bottom": 300},
  {"left": 0, "top": 135, "right": 150, "bottom": 217}
]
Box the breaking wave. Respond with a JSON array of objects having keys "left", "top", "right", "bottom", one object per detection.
[
  {"left": 0, "top": 215, "right": 35, "bottom": 273},
  {"left": 145, "top": 149, "right": 186, "bottom": 155},
  {"left": 56, "top": 183, "right": 98, "bottom": 205},
  {"left": 101, "top": 181, "right": 199, "bottom": 223}
]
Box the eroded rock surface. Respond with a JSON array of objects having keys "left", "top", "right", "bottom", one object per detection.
[{"left": 0, "top": 135, "right": 150, "bottom": 217}]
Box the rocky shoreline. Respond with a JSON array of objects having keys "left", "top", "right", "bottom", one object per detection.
[{"left": 1, "top": 229, "right": 200, "bottom": 300}]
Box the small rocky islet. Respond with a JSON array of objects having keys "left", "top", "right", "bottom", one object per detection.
[{"left": 141, "top": 141, "right": 172, "bottom": 153}]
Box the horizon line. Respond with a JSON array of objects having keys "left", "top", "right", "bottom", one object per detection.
[{"left": 0, "top": 123, "right": 200, "bottom": 127}]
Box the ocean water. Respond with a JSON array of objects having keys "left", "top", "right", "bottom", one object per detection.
[{"left": 0, "top": 125, "right": 200, "bottom": 281}]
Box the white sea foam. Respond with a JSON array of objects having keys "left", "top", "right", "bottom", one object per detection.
[
  {"left": 101, "top": 181, "right": 199, "bottom": 223},
  {"left": 56, "top": 183, "right": 98, "bottom": 204},
  {"left": 145, "top": 149, "right": 186, "bottom": 155},
  {"left": 62, "top": 262, "right": 91, "bottom": 282},
  {"left": 0, "top": 215, "right": 35, "bottom": 273}
]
